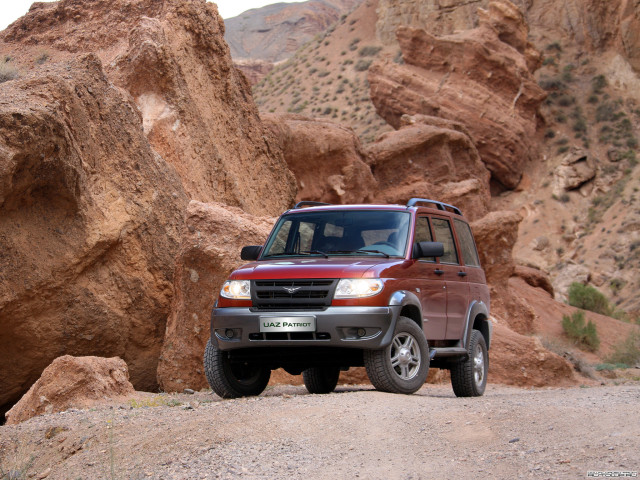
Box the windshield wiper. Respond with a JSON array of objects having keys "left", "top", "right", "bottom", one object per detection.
[
  {"left": 301, "top": 250, "right": 329, "bottom": 258},
  {"left": 329, "top": 250, "right": 390, "bottom": 258}
]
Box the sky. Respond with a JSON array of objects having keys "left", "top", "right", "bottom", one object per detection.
[{"left": 0, "top": 0, "right": 302, "bottom": 31}]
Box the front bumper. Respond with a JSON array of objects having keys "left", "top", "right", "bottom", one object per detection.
[{"left": 210, "top": 305, "right": 402, "bottom": 350}]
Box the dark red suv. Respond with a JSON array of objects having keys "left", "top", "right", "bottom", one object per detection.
[{"left": 205, "top": 199, "right": 491, "bottom": 398}]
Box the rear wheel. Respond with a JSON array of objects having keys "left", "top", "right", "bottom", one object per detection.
[
  {"left": 303, "top": 366, "right": 340, "bottom": 394},
  {"left": 450, "top": 329, "right": 488, "bottom": 397},
  {"left": 204, "top": 339, "right": 271, "bottom": 399},
  {"left": 364, "top": 317, "right": 429, "bottom": 394}
]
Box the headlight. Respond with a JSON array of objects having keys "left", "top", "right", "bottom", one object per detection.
[
  {"left": 220, "top": 280, "right": 250, "bottom": 299},
  {"left": 335, "top": 279, "right": 384, "bottom": 298}
]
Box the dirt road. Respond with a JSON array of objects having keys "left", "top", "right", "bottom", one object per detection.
[{"left": 1, "top": 383, "right": 638, "bottom": 479}]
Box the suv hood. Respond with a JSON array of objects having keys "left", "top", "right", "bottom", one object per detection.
[{"left": 230, "top": 257, "right": 403, "bottom": 280}]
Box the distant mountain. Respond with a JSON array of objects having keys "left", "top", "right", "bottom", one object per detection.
[{"left": 224, "top": 0, "right": 361, "bottom": 63}]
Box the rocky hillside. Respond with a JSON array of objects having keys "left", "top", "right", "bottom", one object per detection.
[
  {"left": 225, "top": 0, "right": 361, "bottom": 83},
  {"left": 251, "top": 0, "right": 640, "bottom": 317}
]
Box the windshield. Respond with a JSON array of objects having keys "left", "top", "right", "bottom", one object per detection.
[{"left": 262, "top": 210, "right": 411, "bottom": 258}]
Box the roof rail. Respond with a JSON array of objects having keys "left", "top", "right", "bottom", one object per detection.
[
  {"left": 407, "top": 198, "right": 462, "bottom": 216},
  {"left": 293, "top": 201, "right": 332, "bottom": 209}
]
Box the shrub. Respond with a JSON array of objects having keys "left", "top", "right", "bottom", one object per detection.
[
  {"left": 572, "top": 117, "right": 587, "bottom": 133},
  {"left": 539, "top": 77, "right": 565, "bottom": 91},
  {"left": 605, "top": 331, "right": 640, "bottom": 366},
  {"left": 546, "top": 42, "right": 562, "bottom": 52},
  {"left": 591, "top": 74, "right": 607, "bottom": 93},
  {"left": 596, "top": 101, "right": 623, "bottom": 122},
  {"left": 354, "top": 59, "right": 372, "bottom": 72},
  {"left": 35, "top": 52, "right": 50, "bottom": 65},
  {"left": 0, "top": 61, "right": 19, "bottom": 83},
  {"left": 358, "top": 45, "right": 382, "bottom": 57},
  {"left": 556, "top": 94, "right": 575, "bottom": 107},
  {"left": 568, "top": 282, "right": 612, "bottom": 316},
  {"left": 562, "top": 310, "right": 600, "bottom": 351},
  {"left": 561, "top": 64, "right": 575, "bottom": 82}
]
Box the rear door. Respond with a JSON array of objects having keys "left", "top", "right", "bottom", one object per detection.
[
  {"left": 430, "top": 217, "right": 470, "bottom": 340},
  {"left": 409, "top": 216, "right": 447, "bottom": 339}
]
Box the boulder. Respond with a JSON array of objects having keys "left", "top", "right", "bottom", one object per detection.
[
  {"left": 514, "top": 265, "right": 555, "bottom": 296},
  {"left": 0, "top": 55, "right": 187, "bottom": 413},
  {"left": 5, "top": 356, "right": 135, "bottom": 425},
  {"left": 368, "top": 0, "right": 546, "bottom": 190},
  {"left": 365, "top": 115, "right": 490, "bottom": 220},
  {"left": 489, "top": 323, "right": 577, "bottom": 387},
  {"left": 552, "top": 148, "right": 596, "bottom": 195},
  {"left": 262, "top": 113, "right": 377, "bottom": 204},
  {"left": 157, "top": 201, "right": 276, "bottom": 392}
]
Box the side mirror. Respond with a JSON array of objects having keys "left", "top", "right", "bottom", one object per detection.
[
  {"left": 241, "top": 245, "right": 262, "bottom": 261},
  {"left": 412, "top": 241, "right": 444, "bottom": 259}
]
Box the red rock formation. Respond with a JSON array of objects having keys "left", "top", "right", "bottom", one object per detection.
[
  {"left": 0, "top": 0, "right": 296, "bottom": 414},
  {"left": 368, "top": 0, "right": 547, "bottom": 190},
  {"left": 157, "top": 201, "right": 275, "bottom": 392},
  {"left": 1, "top": 0, "right": 296, "bottom": 216},
  {"left": 472, "top": 211, "right": 537, "bottom": 334},
  {"left": 0, "top": 55, "right": 187, "bottom": 412},
  {"left": 365, "top": 114, "right": 491, "bottom": 220},
  {"left": 489, "top": 323, "right": 577, "bottom": 387},
  {"left": 5, "top": 356, "right": 135, "bottom": 425},
  {"left": 262, "top": 113, "right": 377, "bottom": 204}
]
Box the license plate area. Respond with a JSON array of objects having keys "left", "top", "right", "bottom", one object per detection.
[{"left": 259, "top": 316, "right": 316, "bottom": 333}]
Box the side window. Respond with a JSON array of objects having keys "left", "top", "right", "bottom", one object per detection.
[
  {"left": 414, "top": 217, "right": 433, "bottom": 243},
  {"left": 431, "top": 218, "right": 459, "bottom": 265},
  {"left": 454, "top": 219, "right": 480, "bottom": 267},
  {"left": 414, "top": 216, "right": 435, "bottom": 262}
]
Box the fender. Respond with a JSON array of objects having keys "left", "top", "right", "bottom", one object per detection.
[
  {"left": 388, "top": 290, "right": 423, "bottom": 328},
  {"left": 462, "top": 300, "right": 490, "bottom": 350},
  {"left": 373, "top": 290, "right": 423, "bottom": 349}
]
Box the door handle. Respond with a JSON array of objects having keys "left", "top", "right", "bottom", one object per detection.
[
  {"left": 434, "top": 269, "right": 444, "bottom": 275},
  {"left": 458, "top": 271, "right": 467, "bottom": 277}
]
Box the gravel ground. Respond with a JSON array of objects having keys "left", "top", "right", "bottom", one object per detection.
[{"left": 1, "top": 382, "right": 639, "bottom": 480}]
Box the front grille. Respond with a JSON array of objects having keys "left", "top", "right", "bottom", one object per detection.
[{"left": 251, "top": 279, "right": 337, "bottom": 310}]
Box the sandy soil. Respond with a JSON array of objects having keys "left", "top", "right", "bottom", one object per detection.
[{"left": 1, "top": 381, "right": 639, "bottom": 480}]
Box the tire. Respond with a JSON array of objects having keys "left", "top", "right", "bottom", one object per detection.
[
  {"left": 450, "top": 329, "right": 488, "bottom": 397},
  {"left": 203, "top": 339, "right": 271, "bottom": 399},
  {"left": 303, "top": 366, "right": 340, "bottom": 394},
  {"left": 364, "top": 316, "right": 429, "bottom": 394}
]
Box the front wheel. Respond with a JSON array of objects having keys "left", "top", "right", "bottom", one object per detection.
[
  {"left": 204, "top": 339, "right": 271, "bottom": 399},
  {"left": 364, "top": 317, "right": 429, "bottom": 394},
  {"left": 450, "top": 329, "right": 488, "bottom": 397}
]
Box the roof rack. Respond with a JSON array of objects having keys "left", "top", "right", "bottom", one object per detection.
[
  {"left": 293, "top": 201, "right": 332, "bottom": 209},
  {"left": 407, "top": 198, "right": 462, "bottom": 216}
]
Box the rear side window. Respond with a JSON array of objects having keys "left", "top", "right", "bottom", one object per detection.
[
  {"left": 454, "top": 219, "right": 480, "bottom": 267},
  {"left": 431, "top": 218, "right": 459, "bottom": 265}
]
